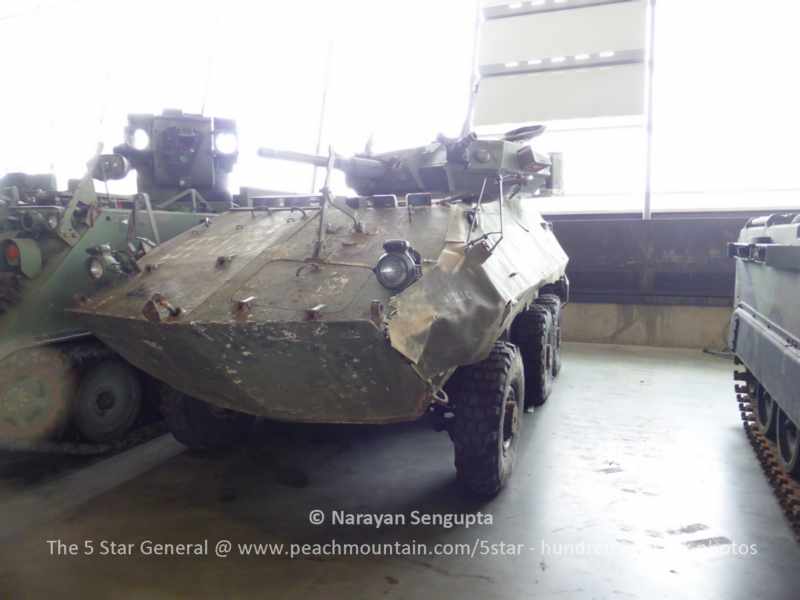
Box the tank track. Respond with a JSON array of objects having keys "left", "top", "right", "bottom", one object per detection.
[
  {"left": 0, "top": 340, "right": 166, "bottom": 456},
  {"left": 0, "top": 421, "right": 167, "bottom": 456},
  {"left": 733, "top": 357, "right": 800, "bottom": 540}
]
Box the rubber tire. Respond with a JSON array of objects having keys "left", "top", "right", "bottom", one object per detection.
[
  {"left": 777, "top": 409, "right": 800, "bottom": 479},
  {"left": 536, "top": 294, "right": 562, "bottom": 377},
  {"left": 73, "top": 360, "right": 142, "bottom": 443},
  {"left": 511, "top": 304, "right": 553, "bottom": 408},
  {"left": 752, "top": 382, "right": 777, "bottom": 440},
  {"left": 447, "top": 341, "right": 525, "bottom": 497},
  {"left": 161, "top": 387, "right": 255, "bottom": 451}
]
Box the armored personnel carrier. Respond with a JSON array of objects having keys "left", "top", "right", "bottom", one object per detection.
[
  {"left": 729, "top": 214, "right": 800, "bottom": 527},
  {"left": 75, "top": 126, "right": 569, "bottom": 495},
  {"left": 0, "top": 110, "right": 239, "bottom": 450}
]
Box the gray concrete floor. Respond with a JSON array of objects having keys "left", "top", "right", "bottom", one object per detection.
[{"left": 1, "top": 342, "right": 799, "bottom": 599}]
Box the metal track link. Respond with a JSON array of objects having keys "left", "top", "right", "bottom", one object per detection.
[
  {"left": 0, "top": 421, "right": 167, "bottom": 456},
  {"left": 62, "top": 339, "right": 116, "bottom": 369},
  {"left": 734, "top": 361, "right": 800, "bottom": 540}
]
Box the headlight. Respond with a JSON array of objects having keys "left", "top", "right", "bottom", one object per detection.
[
  {"left": 19, "top": 210, "right": 60, "bottom": 233},
  {"left": 3, "top": 241, "right": 20, "bottom": 268},
  {"left": 376, "top": 254, "right": 412, "bottom": 290},
  {"left": 131, "top": 128, "right": 150, "bottom": 151},
  {"left": 87, "top": 257, "right": 104, "bottom": 280},
  {"left": 374, "top": 240, "right": 421, "bottom": 292},
  {"left": 86, "top": 244, "right": 126, "bottom": 281},
  {"left": 215, "top": 131, "right": 238, "bottom": 155},
  {"left": 46, "top": 213, "right": 59, "bottom": 230}
]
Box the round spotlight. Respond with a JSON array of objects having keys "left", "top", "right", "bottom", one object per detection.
[
  {"left": 131, "top": 128, "right": 150, "bottom": 151},
  {"left": 215, "top": 132, "right": 238, "bottom": 155},
  {"left": 87, "top": 257, "right": 104, "bottom": 280},
  {"left": 375, "top": 252, "right": 417, "bottom": 291}
]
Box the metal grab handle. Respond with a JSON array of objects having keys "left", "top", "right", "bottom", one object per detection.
[{"left": 465, "top": 175, "right": 504, "bottom": 253}]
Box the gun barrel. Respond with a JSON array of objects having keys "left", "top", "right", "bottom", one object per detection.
[{"left": 258, "top": 148, "right": 387, "bottom": 179}]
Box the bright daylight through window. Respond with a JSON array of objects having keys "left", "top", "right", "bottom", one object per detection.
[
  {"left": 1, "top": 0, "right": 798, "bottom": 210},
  {"left": 0, "top": 0, "right": 476, "bottom": 197}
]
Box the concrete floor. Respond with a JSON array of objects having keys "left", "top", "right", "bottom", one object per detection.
[{"left": 1, "top": 342, "right": 799, "bottom": 599}]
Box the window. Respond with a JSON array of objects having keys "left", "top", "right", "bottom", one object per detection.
[
  {"left": 478, "top": 0, "right": 800, "bottom": 214},
  {"left": 0, "top": 0, "right": 476, "bottom": 196},
  {"left": 650, "top": 1, "right": 800, "bottom": 211}
]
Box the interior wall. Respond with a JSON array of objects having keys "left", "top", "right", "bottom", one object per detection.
[
  {"left": 546, "top": 210, "right": 773, "bottom": 350},
  {"left": 562, "top": 303, "right": 731, "bottom": 350},
  {"left": 547, "top": 213, "right": 748, "bottom": 308}
]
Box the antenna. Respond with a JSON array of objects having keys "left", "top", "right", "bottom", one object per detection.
[
  {"left": 311, "top": 40, "right": 334, "bottom": 193},
  {"left": 461, "top": 0, "right": 483, "bottom": 137},
  {"left": 200, "top": 54, "right": 213, "bottom": 116},
  {"left": 364, "top": 133, "right": 374, "bottom": 157},
  {"left": 312, "top": 146, "right": 336, "bottom": 259}
]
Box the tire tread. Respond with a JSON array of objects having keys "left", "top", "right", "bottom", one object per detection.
[{"left": 447, "top": 342, "right": 523, "bottom": 497}]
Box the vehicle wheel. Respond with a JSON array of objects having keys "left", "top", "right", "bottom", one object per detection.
[
  {"left": 448, "top": 341, "right": 525, "bottom": 497},
  {"left": 160, "top": 386, "right": 255, "bottom": 451},
  {"left": 536, "top": 293, "right": 562, "bottom": 377},
  {"left": 73, "top": 360, "right": 142, "bottom": 443},
  {"left": 752, "top": 382, "right": 777, "bottom": 440},
  {"left": 0, "top": 347, "right": 76, "bottom": 443},
  {"left": 511, "top": 304, "right": 553, "bottom": 408},
  {"left": 777, "top": 409, "right": 800, "bottom": 478}
]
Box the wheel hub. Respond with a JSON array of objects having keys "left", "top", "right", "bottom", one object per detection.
[
  {"left": 756, "top": 385, "right": 774, "bottom": 426},
  {"left": 778, "top": 411, "right": 800, "bottom": 470},
  {"left": 95, "top": 390, "right": 116, "bottom": 415},
  {"left": 784, "top": 422, "right": 798, "bottom": 458},
  {"left": 502, "top": 388, "right": 519, "bottom": 454}
]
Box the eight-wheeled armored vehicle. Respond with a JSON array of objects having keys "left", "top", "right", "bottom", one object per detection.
[
  {"left": 730, "top": 215, "right": 800, "bottom": 512},
  {"left": 76, "top": 126, "right": 569, "bottom": 495},
  {"left": 0, "top": 110, "right": 239, "bottom": 450}
]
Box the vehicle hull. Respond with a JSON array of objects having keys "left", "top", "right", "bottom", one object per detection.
[
  {"left": 76, "top": 315, "right": 430, "bottom": 423},
  {"left": 75, "top": 195, "right": 568, "bottom": 424},
  {"left": 729, "top": 214, "right": 800, "bottom": 426}
]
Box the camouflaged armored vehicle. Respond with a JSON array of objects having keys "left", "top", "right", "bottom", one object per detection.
[
  {"left": 75, "top": 126, "right": 569, "bottom": 495},
  {"left": 0, "top": 110, "right": 239, "bottom": 450}
]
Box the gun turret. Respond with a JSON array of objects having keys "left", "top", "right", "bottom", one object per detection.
[
  {"left": 259, "top": 130, "right": 558, "bottom": 199},
  {"left": 257, "top": 148, "right": 387, "bottom": 180}
]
